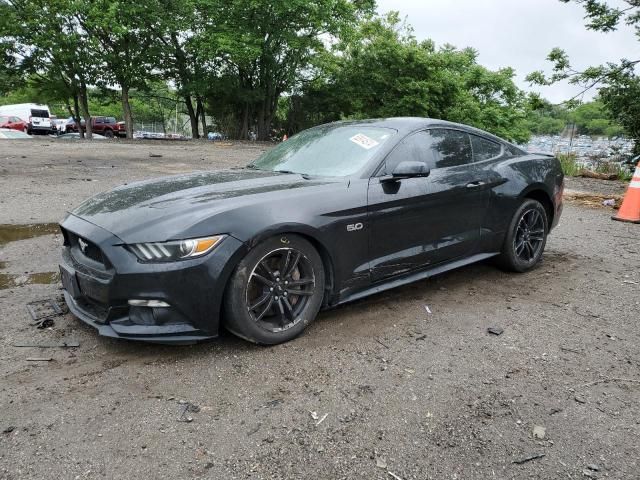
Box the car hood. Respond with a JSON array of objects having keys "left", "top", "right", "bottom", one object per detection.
[{"left": 68, "top": 169, "right": 339, "bottom": 243}]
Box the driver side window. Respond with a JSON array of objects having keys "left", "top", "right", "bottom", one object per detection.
[{"left": 382, "top": 131, "right": 436, "bottom": 175}]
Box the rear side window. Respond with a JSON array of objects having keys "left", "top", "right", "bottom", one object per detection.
[
  {"left": 95, "top": 117, "right": 104, "bottom": 124},
  {"left": 506, "top": 145, "right": 525, "bottom": 157},
  {"left": 106, "top": 117, "right": 116, "bottom": 124},
  {"left": 30, "top": 109, "right": 49, "bottom": 118},
  {"left": 471, "top": 134, "right": 502, "bottom": 162}
]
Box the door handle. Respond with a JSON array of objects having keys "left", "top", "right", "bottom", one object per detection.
[{"left": 466, "top": 181, "right": 485, "bottom": 188}]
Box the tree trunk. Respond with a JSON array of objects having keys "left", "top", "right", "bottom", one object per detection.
[
  {"left": 79, "top": 82, "right": 92, "bottom": 139},
  {"left": 257, "top": 98, "right": 274, "bottom": 141},
  {"left": 185, "top": 95, "right": 199, "bottom": 139},
  {"left": 121, "top": 85, "right": 134, "bottom": 139},
  {"left": 240, "top": 103, "right": 249, "bottom": 140},
  {"left": 197, "top": 97, "right": 207, "bottom": 138},
  {"left": 71, "top": 93, "right": 83, "bottom": 138}
]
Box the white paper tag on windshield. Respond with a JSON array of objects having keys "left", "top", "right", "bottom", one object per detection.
[{"left": 350, "top": 133, "right": 379, "bottom": 150}]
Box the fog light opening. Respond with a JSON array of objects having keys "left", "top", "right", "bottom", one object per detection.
[{"left": 128, "top": 299, "right": 171, "bottom": 308}]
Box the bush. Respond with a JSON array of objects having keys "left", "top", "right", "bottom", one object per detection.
[{"left": 557, "top": 153, "right": 581, "bottom": 176}]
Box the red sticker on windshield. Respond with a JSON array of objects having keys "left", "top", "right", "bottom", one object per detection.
[{"left": 350, "top": 134, "right": 379, "bottom": 150}]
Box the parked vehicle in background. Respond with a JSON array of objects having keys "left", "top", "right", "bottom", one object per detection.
[
  {"left": 116, "top": 121, "right": 127, "bottom": 137},
  {"left": 0, "top": 127, "right": 33, "bottom": 139},
  {"left": 207, "top": 131, "right": 227, "bottom": 141},
  {"left": 74, "top": 116, "right": 124, "bottom": 138},
  {"left": 0, "top": 103, "right": 54, "bottom": 134},
  {"left": 0, "top": 115, "right": 28, "bottom": 132},
  {"left": 54, "top": 117, "right": 77, "bottom": 134}
]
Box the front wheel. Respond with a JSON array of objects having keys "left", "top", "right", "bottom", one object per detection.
[
  {"left": 223, "top": 234, "right": 325, "bottom": 344},
  {"left": 497, "top": 199, "right": 548, "bottom": 272}
]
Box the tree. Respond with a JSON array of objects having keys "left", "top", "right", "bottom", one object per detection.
[
  {"left": 527, "top": 1, "right": 639, "bottom": 150},
  {"left": 202, "top": 0, "right": 375, "bottom": 140},
  {"left": 283, "top": 13, "right": 531, "bottom": 143},
  {"left": 78, "top": 1, "right": 162, "bottom": 138},
  {"left": 1, "top": 0, "right": 99, "bottom": 138}
]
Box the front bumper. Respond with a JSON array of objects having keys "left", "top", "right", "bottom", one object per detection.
[{"left": 59, "top": 214, "right": 246, "bottom": 344}]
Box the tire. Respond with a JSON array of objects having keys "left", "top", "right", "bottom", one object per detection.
[
  {"left": 497, "top": 199, "right": 548, "bottom": 272},
  {"left": 103, "top": 129, "right": 114, "bottom": 138},
  {"left": 223, "top": 234, "right": 325, "bottom": 345}
]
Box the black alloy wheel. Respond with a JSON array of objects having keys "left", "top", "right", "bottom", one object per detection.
[
  {"left": 246, "top": 248, "right": 315, "bottom": 332},
  {"left": 224, "top": 234, "right": 325, "bottom": 344},
  {"left": 497, "top": 198, "right": 548, "bottom": 272},
  {"left": 513, "top": 208, "right": 545, "bottom": 262}
]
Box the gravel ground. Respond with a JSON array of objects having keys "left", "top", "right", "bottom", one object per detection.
[{"left": 0, "top": 139, "right": 639, "bottom": 479}]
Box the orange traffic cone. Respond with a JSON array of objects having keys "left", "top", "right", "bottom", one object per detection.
[{"left": 612, "top": 160, "right": 640, "bottom": 224}]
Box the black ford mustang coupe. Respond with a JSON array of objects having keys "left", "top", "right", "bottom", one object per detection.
[{"left": 59, "top": 118, "right": 563, "bottom": 345}]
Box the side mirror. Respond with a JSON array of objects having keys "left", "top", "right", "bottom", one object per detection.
[{"left": 383, "top": 161, "right": 430, "bottom": 182}]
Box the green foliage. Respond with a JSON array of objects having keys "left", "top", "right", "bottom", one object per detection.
[
  {"left": 282, "top": 13, "right": 531, "bottom": 143},
  {"left": 528, "top": 1, "right": 638, "bottom": 149},
  {"left": 557, "top": 153, "right": 581, "bottom": 176}
]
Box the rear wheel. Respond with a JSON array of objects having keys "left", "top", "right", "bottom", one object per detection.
[
  {"left": 497, "top": 199, "right": 548, "bottom": 272},
  {"left": 103, "top": 129, "right": 114, "bottom": 138},
  {"left": 224, "top": 234, "right": 325, "bottom": 344}
]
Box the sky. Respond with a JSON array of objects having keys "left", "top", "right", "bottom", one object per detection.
[{"left": 375, "top": 0, "right": 638, "bottom": 103}]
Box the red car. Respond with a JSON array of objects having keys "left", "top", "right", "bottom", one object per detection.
[
  {"left": 0, "top": 115, "right": 28, "bottom": 132},
  {"left": 74, "top": 116, "right": 126, "bottom": 138}
]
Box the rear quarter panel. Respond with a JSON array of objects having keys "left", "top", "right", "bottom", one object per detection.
[{"left": 476, "top": 153, "right": 563, "bottom": 252}]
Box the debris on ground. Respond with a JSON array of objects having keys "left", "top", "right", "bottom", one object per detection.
[
  {"left": 533, "top": 425, "right": 546, "bottom": 439},
  {"left": 2, "top": 426, "right": 16, "bottom": 434},
  {"left": 26, "top": 357, "right": 53, "bottom": 362},
  {"left": 424, "top": 305, "right": 432, "bottom": 314},
  {"left": 487, "top": 327, "right": 504, "bottom": 336},
  {"left": 13, "top": 341, "right": 79, "bottom": 348},
  {"left": 315, "top": 413, "right": 328, "bottom": 426},
  {"left": 177, "top": 401, "right": 200, "bottom": 422},
  {"left": 26, "top": 298, "right": 66, "bottom": 329},
  {"left": 513, "top": 453, "right": 546, "bottom": 464},
  {"left": 564, "top": 191, "right": 623, "bottom": 209},
  {"left": 376, "top": 457, "right": 387, "bottom": 469},
  {"left": 149, "top": 153, "right": 163, "bottom": 158},
  {"left": 602, "top": 199, "right": 616, "bottom": 207},
  {"left": 388, "top": 472, "right": 404, "bottom": 480},
  {"left": 574, "top": 395, "right": 587, "bottom": 404},
  {"left": 578, "top": 170, "right": 618, "bottom": 181},
  {"left": 586, "top": 464, "right": 600, "bottom": 472}
]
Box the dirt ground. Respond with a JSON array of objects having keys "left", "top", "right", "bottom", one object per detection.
[{"left": 1, "top": 139, "right": 639, "bottom": 480}]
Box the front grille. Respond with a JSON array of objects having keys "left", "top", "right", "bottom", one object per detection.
[{"left": 62, "top": 228, "right": 105, "bottom": 266}]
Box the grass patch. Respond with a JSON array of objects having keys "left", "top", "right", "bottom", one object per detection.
[
  {"left": 557, "top": 153, "right": 581, "bottom": 177},
  {"left": 593, "top": 160, "right": 633, "bottom": 181}
]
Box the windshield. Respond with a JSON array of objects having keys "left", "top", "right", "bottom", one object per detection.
[{"left": 251, "top": 125, "right": 396, "bottom": 177}]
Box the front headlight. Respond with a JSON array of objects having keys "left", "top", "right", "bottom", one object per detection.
[{"left": 128, "top": 235, "right": 225, "bottom": 262}]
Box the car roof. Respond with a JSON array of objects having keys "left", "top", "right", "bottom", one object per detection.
[{"left": 330, "top": 117, "right": 509, "bottom": 143}]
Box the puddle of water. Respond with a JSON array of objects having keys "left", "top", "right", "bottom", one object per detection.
[
  {"left": 0, "top": 272, "right": 60, "bottom": 290},
  {"left": 0, "top": 223, "right": 60, "bottom": 247}
]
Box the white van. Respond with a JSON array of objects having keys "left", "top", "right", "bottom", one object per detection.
[{"left": 0, "top": 103, "right": 53, "bottom": 134}]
